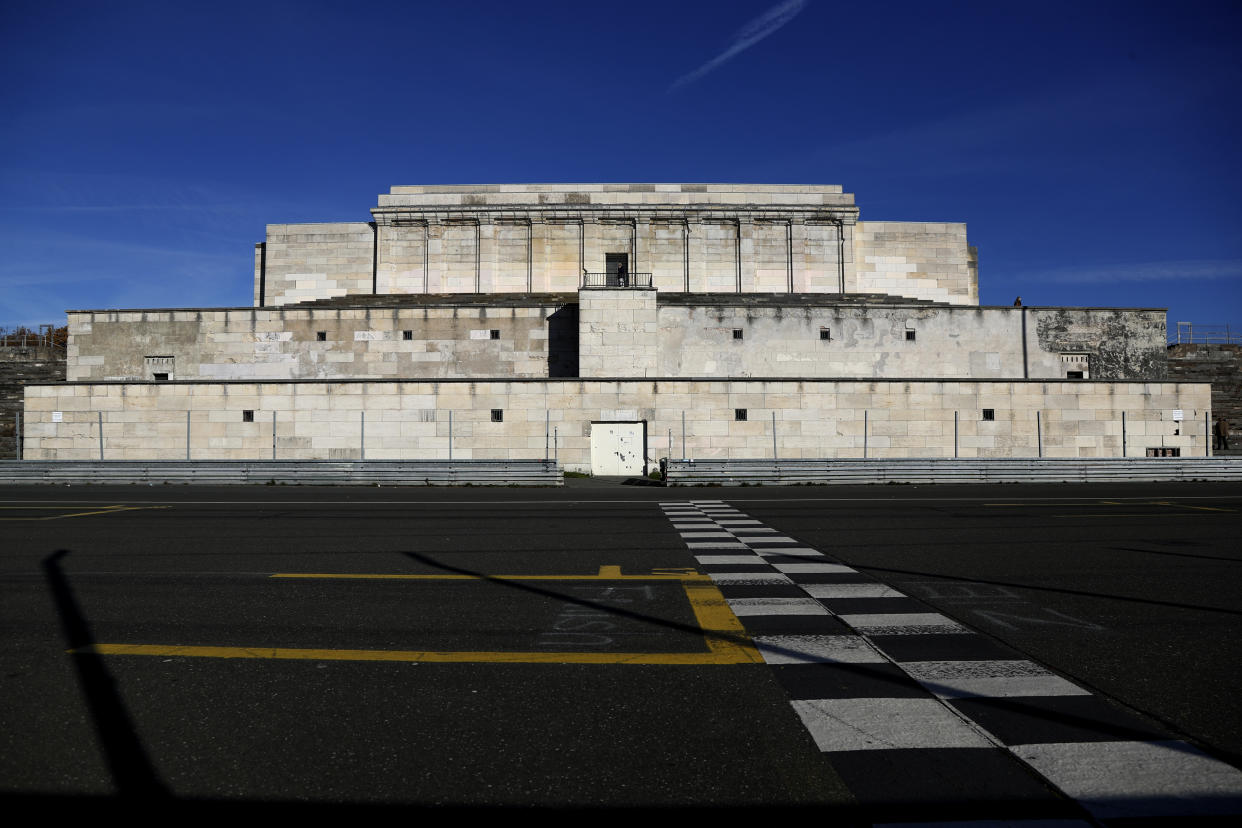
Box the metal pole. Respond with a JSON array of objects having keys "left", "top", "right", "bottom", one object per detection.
[
  {"left": 954, "top": 410, "right": 958, "bottom": 458},
  {"left": 863, "top": 410, "right": 868, "bottom": 459},
  {"left": 771, "top": 411, "right": 777, "bottom": 459},
  {"left": 360, "top": 411, "right": 365, "bottom": 461},
  {"left": 1206, "top": 410, "right": 1211, "bottom": 456},
  {"left": 545, "top": 410, "right": 549, "bottom": 461},
  {"left": 1121, "top": 411, "right": 1127, "bottom": 458},
  {"left": 681, "top": 411, "right": 686, "bottom": 461},
  {"left": 272, "top": 411, "right": 276, "bottom": 460},
  {"left": 1036, "top": 410, "right": 1042, "bottom": 458},
  {"left": 553, "top": 426, "right": 558, "bottom": 467},
  {"left": 15, "top": 410, "right": 21, "bottom": 460},
  {"left": 448, "top": 410, "right": 453, "bottom": 462},
  {"left": 186, "top": 410, "right": 191, "bottom": 461},
  {"left": 668, "top": 428, "right": 672, "bottom": 462},
  {"left": 98, "top": 411, "right": 103, "bottom": 460}
]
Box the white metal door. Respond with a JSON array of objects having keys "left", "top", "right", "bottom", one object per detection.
[{"left": 590, "top": 422, "right": 644, "bottom": 476}]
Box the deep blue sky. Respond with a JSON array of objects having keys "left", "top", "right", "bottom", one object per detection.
[{"left": 3, "top": 0, "right": 1240, "bottom": 336}]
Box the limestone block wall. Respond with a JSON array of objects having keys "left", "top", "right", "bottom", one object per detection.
[
  {"left": 853, "top": 222, "right": 976, "bottom": 304},
  {"left": 1029, "top": 308, "right": 1167, "bottom": 379},
  {"left": 578, "top": 289, "right": 659, "bottom": 378},
  {"left": 65, "top": 303, "right": 576, "bottom": 382},
  {"left": 23, "top": 379, "right": 1212, "bottom": 465},
  {"left": 658, "top": 303, "right": 1166, "bottom": 381},
  {"left": 260, "top": 223, "right": 374, "bottom": 306}
]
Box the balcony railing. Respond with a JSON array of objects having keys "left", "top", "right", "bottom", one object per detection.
[{"left": 581, "top": 272, "right": 653, "bottom": 288}]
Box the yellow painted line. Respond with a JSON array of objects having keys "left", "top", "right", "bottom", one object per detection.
[
  {"left": 0, "top": 505, "right": 169, "bottom": 521},
  {"left": 73, "top": 643, "right": 759, "bottom": 665},
  {"left": 1149, "top": 501, "right": 1234, "bottom": 512},
  {"left": 271, "top": 566, "right": 713, "bottom": 582},
  {"left": 73, "top": 567, "right": 763, "bottom": 665}
]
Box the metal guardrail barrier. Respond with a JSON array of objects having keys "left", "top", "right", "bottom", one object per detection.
[
  {"left": 0, "top": 459, "right": 563, "bottom": 486},
  {"left": 662, "top": 457, "right": 1242, "bottom": 486},
  {"left": 581, "top": 273, "right": 653, "bottom": 288}
]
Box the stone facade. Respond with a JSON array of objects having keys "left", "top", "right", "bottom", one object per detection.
[
  {"left": 24, "top": 183, "right": 1207, "bottom": 469},
  {"left": 255, "top": 184, "right": 977, "bottom": 305},
  {"left": 21, "top": 379, "right": 1211, "bottom": 465}
]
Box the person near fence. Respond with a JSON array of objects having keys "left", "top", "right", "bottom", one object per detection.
[{"left": 1215, "top": 417, "right": 1230, "bottom": 451}]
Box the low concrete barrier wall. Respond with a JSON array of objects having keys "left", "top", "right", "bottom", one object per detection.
[
  {"left": 663, "top": 457, "right": 1242, "bottom": 486},
  {"left": 0, "top": 459, "right": 562, "bottom": 486}
]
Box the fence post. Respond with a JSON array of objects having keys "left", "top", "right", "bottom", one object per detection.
[
  {"left": 771, "top": 411, "right": 777, "bottom": 459},
  {"left": 272, "top": 411, "right": 277, "bottom": 460},
  {"left": 186, "top": 410, "right": 191, "bottom": 461},
  {"left": 98, "top": 411, "right": 103, "bottom": 461},
  {"left": 954, "top": 411, "right": 958, "bottom": 459},
  {"left": 668, "top": 428, "right": 673, "bottom": 462},
  {"left": 360, "top": 411, "right": 365, "bottom": 460},
  {"left": 554, "top": 426, "right": 558, "bottom": 467},
  {"left": 448, "top": 410, "right": 453, "bottom": 462},
  {"left": 863, "top": 410, "right": 868, "bottom": 459},
  {"left": 15, "top": 410, "right": 21, "bottom": 460},
  {"left": 1121, "top": 411, "right": 1127, "bottom": 458},
  {"left": 1206, "top": 410, "right": 1211, "bottom": 456},
  {"left": 681, "top": 411, "right": 686, "bottom": 461},
  {"left": 1036, "top": 410, "right": 1043, "bottom": 458},
  {"left": 545, "top": 410, "right": 549, "bottom": 461}
]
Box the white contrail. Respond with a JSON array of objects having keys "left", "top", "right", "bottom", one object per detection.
[
  {"left": 669, "top": 0, "right": 807, "bottom": 91},
  {"left": 1039, "top": 259, "right": 1242, "bottom": 283}
]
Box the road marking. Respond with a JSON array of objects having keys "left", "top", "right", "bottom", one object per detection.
[
  {"left": 74, "top": 567, "right": 762, "bottom": 665},
  {"left": 660, "top": 498, "right": 1242, "bottom": 821},
  {"left": 0, "top": 505, "right": 168, "bottom": 520}
]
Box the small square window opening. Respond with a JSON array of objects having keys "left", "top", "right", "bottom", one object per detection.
[
  {"left": 819, "top": 328, "right": 831, "bottom": 341},
  {"left": 490, "top": 329, "right": 500, "bottom": 340},
  {"left": 152, "top": 373, "right": 169, "bottom": 382},
  {"left": 242, "top": 410, "right": 255, "bottom": 422},
  {"left": 982, "top": 409, "right": 995, "bottom": 421},
  {"left": 732, "top": 329, "right": 744, "bottom": 340},
  {"left": 905, "top": 330, "right": 916, "bottom": 341},
  {"left": 734, "top": 409, "right": 748, "bottom": 421},
  {"left": 316, "top": 331, "right": 326, "bottom": 341},
  {"left": 403, "top": 330, "right": 413, "bottom": 341},
  {"left": 491, "top": 409, "right": 503, "bottom": 422}
]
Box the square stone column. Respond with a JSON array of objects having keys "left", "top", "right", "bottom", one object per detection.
[{"left": 578, "top": 287, "right": 659, "bottom": 377}]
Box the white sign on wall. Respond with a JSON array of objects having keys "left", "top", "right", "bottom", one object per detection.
[
  {"left": 1173, "top": 410, "right": 1184, "bottom": 421},
  {"left": 52, "top": 411, "right": 62, "bottom": 422}
]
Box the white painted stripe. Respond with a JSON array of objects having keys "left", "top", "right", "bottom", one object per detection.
[
  {"left": 686, "top": 541, "right": 750, "bottom": 549},
  {"left": 736, "top": 536, "right": 798, "bottom": 544},
  {"left": 900, "top": 661, "right": 1089, "bottom": 699},
  {"left": 840, "top": 612, "right": 968, "bottom": 635},
  {"left": 726, "top": 597, "right": 831, "bottom": 616},
  {"left": 1013, "top": 741, "right": 1242, "bottom": 818},
  {"left": 791, "top": 698, "right": 994, "bottom": 751},
  {"left": 679, "top": 532, "right": 736, "bottom": 538},
  {"left": 772, "top": 563, "right": 857, "bottom": 574},
  {"left": 708, "top": 572, "right": 794, "bottom": 585},
  {"left": 752, "top": 635, "right": 887, "bottom": 664},
  {"left": 755, "top": 548, "right": 823, "bottom": 558},
  {"left": 804, "top": 584, "right": 906, "bottom": 599},
  {"left": 713, "top": 519, "right": 762, "bottom": 525},
  {"left": 727, "top": 527, "right": 778, "bottom": 533},
  {"left": 694, "top": 555, "right": 766, "bottom": 565}
]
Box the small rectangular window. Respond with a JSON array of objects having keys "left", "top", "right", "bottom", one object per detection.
[
  {"left": 316, "top": 331, "right": 326, "bottom": 341},
  {"left": 982, "top": 409, "right": 995, "bottom": 421},
  {"left": 242, "top": 410, "right": 255, "bottom": 422},
  {"left": 403, "top": 330, "right": 413, "bottom": 341},
  {"left": 490, "top": 329, "right": 500, "bottom": 340},
  {"left": 735, "top": 409, "right": 747, "bottom": 421},
  {"left": 732, "top": 329, "right": 744, "bottom": 340},
  {"left": 1066, "top": 371, "right": 1084, "bottom": 379},
  {"left": 819, "top": 328, "right": 831, "bottom": 341},
  {"left": 1146, "top": 447, "right": 1180, "bottom": 457},
  {"left": 905, "top": 330, "right": 916, "bottom": 341},
  {"left": 152, "top": 373, "right": 169, "bottom": 382},
  {"left": 491, "top": 409, "right": 503, "bottom": 422}
]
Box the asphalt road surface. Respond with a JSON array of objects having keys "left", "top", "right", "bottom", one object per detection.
[{"left": 2, "top": 480, "right": 1240, "bottom": 820}]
